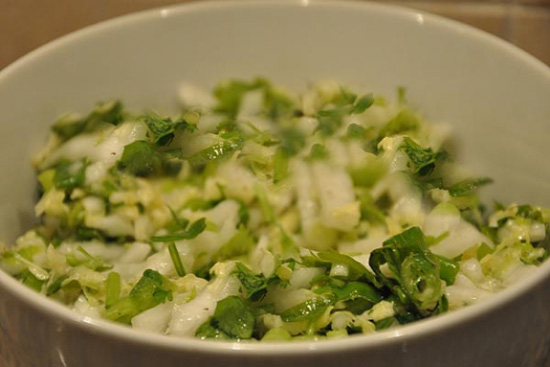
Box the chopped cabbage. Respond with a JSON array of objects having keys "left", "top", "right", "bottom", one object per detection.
[{"left": 1, "top": 78, "right": 548, "bottom": 341}]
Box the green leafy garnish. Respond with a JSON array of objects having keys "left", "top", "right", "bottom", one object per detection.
[
  {"left": 66, "top": 246, "right": 112, "bottom": 271},
  {"left": 331, "top": 281, "right": 382, "bottom": 304},
  {"left": 151, "top": 218, "right": 207, "bottom": 242},
  {"left": 104, "top": 269, "right": 174, "bottom": 324},
  {"left": 197, "top": 296, "right": 255, "bottom": 339},
  {"left": 448, "top": 177, "right": 493, "bottom": 197},
  {"left": 75, "top": 227, "right": 107, "bottom": 242},
  {"left": 213, "top": 77, "right": 294, "bottom": 120},
  {"left": 142, "top": 112, "right": 196, "bottom": 147},
  {"left": 233, "top": 262, "right": 269, "bottom": 301},
  {"left": 316, "top": 110, "right": 346, "bottom": 136},
  {"left": 351, "top": 94, "right": 374, "bottom": 114},
  {"left": 279, "top": 128, "right": 306, "bottom": 156},
  {"left": 304, "top": 251, "right": 377, "bottom": 284},
  {"left": 52, "top": 101, "right": 124, "bottom": 141},
  {"left": 20, "top": 269, "right": 45, "bottom": 291},
  {"left": 53, "top": 160, "right": 87, "bottom": 190},
  {"left": 435, "top": 255, "right": 459, "bottom": 285},
  {"left": 399, "top": 137, "right": 442, "bottom": 176},
  {"left": 369, "top": 227, "right": 449, "bottom": 316},
  {"left": 309, "top": 144, "right": 329, "bottom": 160},
  {"left": 7, "top": 77, "right": 550, "bottom": 343},
  {"left": 280, "top": 297, "right": 333, "bottom": 323},
  {"left": 346, "top": 123, "right": 366, "bottom": 139},
  {"left": 214, "top": 78, "right": 267, "bottom": 118},
  {"left": 187, "top": 139, "right": 243, "bottom": 167},
  {"left": 379, "top": 109, "right": 420, "bottom": 137},
  {"left": 118, "top": 141, "right": 163, "bottom": 177},
  {"left": 195, "top": 322, "right": 231, "bottom": 340}
]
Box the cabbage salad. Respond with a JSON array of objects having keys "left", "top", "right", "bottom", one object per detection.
[{"left": 1, "top": 78, "right": 549, "bottom": 341}]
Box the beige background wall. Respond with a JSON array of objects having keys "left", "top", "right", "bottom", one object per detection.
[{"left": 1, "top": 0, "right": 549, "bottom": 69}]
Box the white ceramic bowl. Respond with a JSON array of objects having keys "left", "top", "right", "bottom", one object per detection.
[{"left": 1, "top": 1, "right": 549, "bottom": 366}]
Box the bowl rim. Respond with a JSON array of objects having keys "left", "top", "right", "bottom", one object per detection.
[{"left": 1, "top": 0, "right": 549, "bottom": 356}]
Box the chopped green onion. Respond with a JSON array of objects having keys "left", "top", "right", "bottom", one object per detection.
[{"left": 105, "top": 272, "right": 121, "bottom": 308}]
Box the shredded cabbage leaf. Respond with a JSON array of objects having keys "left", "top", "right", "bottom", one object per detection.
[{"left": 1, "top": 78, "right": 549, "bottom": 341}]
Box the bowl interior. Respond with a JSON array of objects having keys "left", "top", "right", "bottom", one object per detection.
[{"left": 0, "top": 0, "right": 549, "bottom": 353}]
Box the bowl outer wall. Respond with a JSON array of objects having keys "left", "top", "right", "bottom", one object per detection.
[
  {"left": 2, "top": 263, "right": 550, "bottom": 367},
  {"left": 0, "top": 1, "right": 549, "bottom": 366}
]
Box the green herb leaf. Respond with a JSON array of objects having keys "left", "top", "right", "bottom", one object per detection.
[
  {"left": 399, "top": 137, "right": 441, "bottom": 176},
  {"left": 104, "top": 269, "right": 174, "bottom": 324},
  {"left": 264, "top": 86, "right": 295, "bottom": 120},
  {"left": 332, "top": 281, "right": 382, "bottom": 304},
  {"left": 233, "top": 262, "right": 269, "bottom": 301},
  {"left": 118, "top": 141, "right": 183, "bottom": 177},
  {"left": 309, "top": 144, "right": 329, "bottom": 160},
  {"left": 214, "top": 77, "right": 295, "bottom": 120},
  {"left": 448, "top": 177, "right": 493, "bottom": 197},
  {"left": 75, "top": 227, "right": 106, "bottom": 242},
  {"left": 375, "top": 316, "right": 400, "bottom": 331},
  {"left": 383, "top": 226, "right": 427, "bottom": 252},
  {"left": 53, "top": 160, "right": 87, "bottom": 190},
  {"left": 351, "top": 94, "right": 374, "bottom": 114},
  {"left": 66, "top": 246, "right": 112, "bottom": 271},
  {"left": 280, "top": 297, "right": 333, "bottom": 322},
  {"left": 213, "top": 79, "right": 267, "bottom": 117},
  {"left": 182, "top": 198, "right": 222, "bottom": 212},
  {"left": 213, "top": 295, "right": 255, "bottom": 339},
  {"left": 118, "top": 141, "right": 163, "bottom": 177},
  {"left": 142, "top": 112, "right": 196, "bottom": 147},
  {"left": 379, "top": 109, "right": 420, "bottom": 137},
  {"left": 187, "top": 140, "right": 243, "bottom": 167},
  {"left": 316, "top": 110, "right": 345, "bottom": 136},
  {"left": 304, "top": 251, "right": 378, "bottom": 285},
  {"left": 151, "top": 218, "right": 206, "bottom": 242},
  {"left": 45, "top": 275, "right": 67, "bottom": 296},
  {"left": 20, "top": 269, "right": 45, "bottom": 291},
  {"left": 319, "top": 251, "right": 374, "bottom": 281},
  {"left": 279, "top": 128, "right": 306, "bottom": 156},
  {"left": 436, "top": 255, "right": 459, "bottom": 285},
  {"left": 51, "top": 115, "right": 87, "bottom": 142},
  {"left": 346, "top": 123, "right": 366, "bottom": 139},
  {"left": 195, "top": 322, "right": 231, "bottom": 340},
  {"left": 130, "top": 269, "right": 173, "bottom": 306},
  {"left": 52, "top": 101, "right": 124, "bottom": 141}
]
